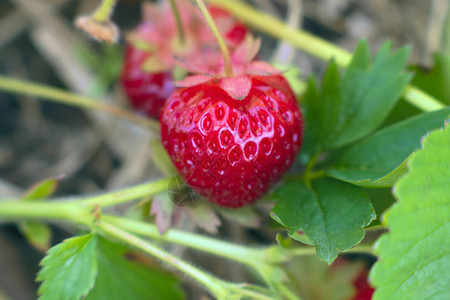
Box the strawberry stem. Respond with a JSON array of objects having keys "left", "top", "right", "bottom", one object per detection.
[
  {"left": 92, "top": 0, "right": 117, "bottom": 22},
  {"left": 0, "top": 75, "right": 160, "bottom": 131},
  {"left": 194, "top": 0, "right": 233, "bottom": 76},
  {"left": 169, "top": 0, "right": 186, "bottom": 45}
]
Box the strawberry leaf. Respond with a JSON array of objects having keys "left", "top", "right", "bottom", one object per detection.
[
  {"left": 302, "top": 41, "right": 411, "bottom": 158},
  {"left": 370, "top": 123, "right": 450, "bottom": 300},
  {"left": 37, "top": 234, "right": 98, "bottom": 300},
  {"left": 326, "top": 108, "right": 450, "bottom": 187},
  {"left": 18, "top": 177, "right": 61, "bottom": 252},
  {"left": 271, "top": 178, "right": 375, "bottom": 264},
  {"left": 284, "top": 256, "right": 365, "bottom": 300},
  {"left": 18, "top": 221, "right": 52, "bottom": 252},
  {"left": 411, "top": 52, "right": 450, "bottom": 105},
  {"left": 22, "top": 176, "right": 61, "bottom": 201},
  {"left": 85, "top": 237, "right": 184, "bottom": 300}
]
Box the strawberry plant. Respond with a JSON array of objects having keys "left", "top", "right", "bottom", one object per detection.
[{"left": 0, "top": 0, "right": 449, "bottom": 299}]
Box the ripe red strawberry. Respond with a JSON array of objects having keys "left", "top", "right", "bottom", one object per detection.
[
  {"left": 352, "top": 270, "right": 374, "bottom": 300},
  {"left": 161, "top": 39, "right": 303, "bottom": 207},
  {"left": 120, "top": 3, "right": 248, "bottom": 119},
  {"left": 121, "top": 43, "right": 175, "bottom": 119}
]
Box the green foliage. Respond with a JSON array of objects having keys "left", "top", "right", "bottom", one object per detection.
[
  {"left": 37, "top": 234, "right": 98, "bottom": 300},
  {"left": 19, "top": 177, "right": 60, "bottom": 252},
  {"left": 411, "top": 53, "right": 450, "bottom": 105},
  {"left": 285, "top": 256, "right": 365, "bottom": 300},
  {"left": 326, "top": 108, "right": 450, "bottom": 187},
  {"left": 75, "top": 44, "right": 123, "bottom": 96},
  {"left": 272, "top": 178, "right": 375, "bottom": 263},
  {"left": 86, "top": 237, "right": 184, "bottom": 300},
  {"left": 18, "top": 221, "right": 52, "bottom": 252},
  {"left": 37, "top": 234, "right": 184, "bottom": 300},
  {"left": 302, "top": 41, "right": 411, "bottom": 158},
  {"left": 22, "top": 177, "right": 59, "bottom": 200},
  {"left": 370, "top": 123, "right": 450, "bottom": 299}
]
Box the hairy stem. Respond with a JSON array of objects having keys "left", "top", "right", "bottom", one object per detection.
[
  {"left": 0, "top": 201, "right": 93, "bottom": 226},
  {"left": 78, "top": 177, "right": 174, "bottom": 207},
  {"left": 98, "top": 221, "right": 230, "bottom": 298},
  {"left": 194, "top": 0, "right": 233, "bottom": 76},
  {"left": 103, "top": 215, "right": 266, "bottom": 264},
  {"left": 0, "top": 76, "right": 159, "bottom": 131},
  {"left": 207, "top": 0, "right": 446, "bottom": 112}
]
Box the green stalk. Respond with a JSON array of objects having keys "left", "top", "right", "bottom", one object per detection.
[
  {"left": 0, "top": 76, "right": 159, "bottom": 131},
  {"left": 103, "top": 215, "right": 266, "bottom": 264},
  {"left": 169, "top": 0, "right": 186, "bottom": 45},
  {"left": 0, "top": 201, "right": 93, "bottom": 226},
  {"left": 195, "top": 0, "right": 233, "bottom": 76},
  {"left": 78, "top": 177, "right": 173, "bottom": 207},
  {"left": 92, "top": 0, "right": 118, "bottom": 22},
  {"left": 206, "top": 0, "right": 447, "bottom": 112},
  {"left": 98, "top": 221, "right": 230, "bottom": 298}
]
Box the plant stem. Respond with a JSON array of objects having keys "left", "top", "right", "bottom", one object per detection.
[
  {"left": 92, "top": 0, "right": 117, "bottom": 22},
  {"left": 169, "top": 0, "right": 185, "bottom": 45},
  {"left": 103, "top": 215, "right": 266, "bottom": 264},
  {"left": 403, "top": 85, "right": 445, "bottom": 111},
  {"left": 78, "top": 177, "right": 174, "bottom": 207},
  {"left": 0, "top": 75, "right": 159, "bottom": 131},
  {"left": 194, "top": 0, "right": 233, "bottom": 76},
  {"left": 276, "top": 282, "right": 302, "bottom": 300},
  {"left": 206, "top": 0, "right": 447, "bottom": 112},
  {"left": 0, "top": 201, "right": 93, "bottom": 226},
  {"left": 98, "top": 221, "right": 230, "bottom": 298}
]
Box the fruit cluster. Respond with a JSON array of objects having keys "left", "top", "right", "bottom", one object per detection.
[{"left": 121, "top": 2, "right": 304, "bottom": 207}]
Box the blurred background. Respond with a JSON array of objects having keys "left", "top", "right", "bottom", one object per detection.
[{"left": 0, "top": 0, "right": 448, "bottom": 299}]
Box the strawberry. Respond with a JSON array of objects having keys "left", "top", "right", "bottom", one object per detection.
[
  {"left": 352, "top": 269, "right": 374, "bottom": 300},
  {"left": 121, "top": 42, "right": 175, "bottom": 119},
  {"left": 120, "top": 3, "right": 248, "bottom": 119},
  {"left": 161, "top": 38, "right": 303, "bottom": 207}
]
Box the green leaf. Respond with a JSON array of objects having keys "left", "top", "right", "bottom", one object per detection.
[
  {"left": 326, "top": 108, "right": 450, "bottom": 187},
  {"left": 370, "top": 123, "right": 450, "bottom": 299},
  {"left": 284, "top": 256, "right": 365, "bottom": 300},
  {"left": 86, "top": 237, "right": 184, "bottom": 300},
  {"left": 302, "top": 41, "right": 411, "bottom": 157},
  {"left": 18, "top": 221, "right": 52, "bottom": 252},
  {"left": 411, "top": 53, "right": 450, "bottom": 105},
  {"left": 271, "top": 178, "right": 375, "bottom": 263},
  {"left": 364, "top": 188, "right": 396, "bottom": 228},
  {"left": 37, "top": 234, "right": 98, "bottom": 300},
  {"left": 19, "top": 177, "right": 60, "bottom": 251},
  {"left": 22, "top": 177, "right": 60, "bottom": 201}
]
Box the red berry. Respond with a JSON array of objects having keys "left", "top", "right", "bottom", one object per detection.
[
  {"left": 161, "top": 75, "right": 303, "bottom": 207},
  {"left": 352, "top": 270, "right": 374, "bottom": 300},
  {"left": 120, "top": 44, "right": 174, "bottom": 119},
  {"left": 120, "top": 5, "right": 249, "bottom": 119}
]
